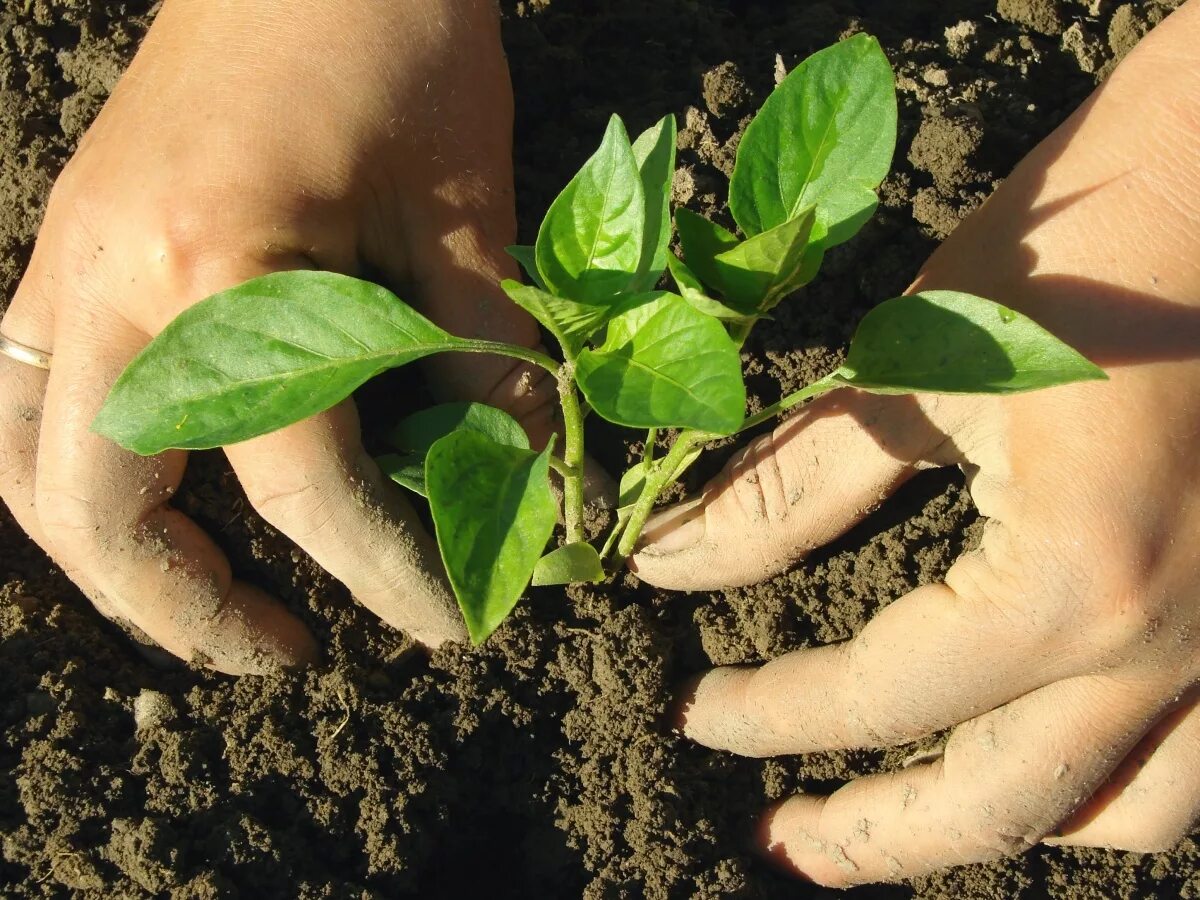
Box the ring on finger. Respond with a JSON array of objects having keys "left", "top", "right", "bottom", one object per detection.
[{"left": 0, "top": 332, "right": 52, "bottom": 369}]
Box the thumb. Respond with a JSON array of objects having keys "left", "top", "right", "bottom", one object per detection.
[{"left": 630, "top": 390, "right": 959, "bottom": 590}]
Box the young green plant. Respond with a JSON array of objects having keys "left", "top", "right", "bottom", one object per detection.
[{"left": 93, "top": 34, "right": 1105, "bottom": 644}]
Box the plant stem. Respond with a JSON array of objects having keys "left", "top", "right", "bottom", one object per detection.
[
  {"left": 452, "top": 339, "right": 560, "bottom": 374},
  {"left": 729, "top": 317, "right": 757, "bottom": 347},
  {"left": 616, "top": 430, "right": 705, "bottom": 558},
  {"left": 736, "top": 373, "right": 842, "bottom": 435},
  {"left": 556, "top": 364, "right": 587, "bottom": 545},
  {"left": 644, "top": 428, "right": 658, "bottom": 467}
]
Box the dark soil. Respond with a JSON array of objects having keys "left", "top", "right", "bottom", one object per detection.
[{"left": 2, "top": 0, "right": 1198, "bottom": 897}]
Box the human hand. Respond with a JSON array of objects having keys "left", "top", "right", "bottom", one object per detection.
[
  {"left": 632, "top": 0, "right": 1200, "bottom": 884},
  {"left": 0, "top": 0, "right": 553, "bottom": 674}
]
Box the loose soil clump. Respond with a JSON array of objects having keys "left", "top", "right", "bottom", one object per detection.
[{"left": 2, "top": 0, "right": 1197, "bottom": 897}]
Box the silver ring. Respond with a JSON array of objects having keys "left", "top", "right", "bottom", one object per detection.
[{"left": 0, "top": 332, "right": 52, "bottom": 370}]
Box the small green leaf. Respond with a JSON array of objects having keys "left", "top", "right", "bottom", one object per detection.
[
  {"left": 505, "top": 245, "right": 548, "bottom": 291},
  {"left": 532, "top": 542, "right": 606, "bottom": 586},
  {"left": 380, "top": 402, "right": 529, "bottom": 496},
  {"left": 713, "top": 207, "right": 817, "bottom": 312},
  {"left": 675, "top": 208, "right": 742, "bottom": 295},
  {"left": 832, "top": 291, "right": 1107, "bottom": 395},
  {"left": 618, "top": 462, "right": 650, "bottom": 512},
  {"left": 388, "top": 401, "right": 529, "bottom": 456},
  {"left": 729, "top": 33, "right": 896, "bottom": 244},
  {"left": 93, "top": 271, "right": 467, "bottom": 455},
  {"left": 500, "top": 279, "right": 613, "bottom": 359},
  {"left": 376, "top": 453, "right": 427, "bottom": 496},
  {"left": 536, "top": 115, "right": 645, "bottom": 304},
  {"left": 630, "top": 115, "right": 678, "bottom": 293},
  {"left": 666, "top": 255, "right": 754, "bottom": 322},
  {"left": 426, "top": 431, "right": 558, "bottom": 645},
  {"left": 576, "top": 293, "right": 746, "bottom": 433}
]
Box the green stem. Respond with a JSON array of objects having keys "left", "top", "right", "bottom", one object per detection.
[
  {"left": 616, "top": 430, "right": 705, "bottom": 558},
  {"left": 736, "top": 373, "right": 842, "bottom": 435},
  {"left": 644, "top": 428, "right": 658, "bottom": 467},
  {"left": 729, "top": 317, "right": 758, "bottom": 347},
  {"left": 453, "top": 339, "right": 560, "bottom": 374},
  {"left": 556, "top": 365, "right": 586, "bottom": 545}
]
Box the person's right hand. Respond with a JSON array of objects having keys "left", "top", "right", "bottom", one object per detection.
[
  {"left": 630, "top": 0, "right": 1200, "bottom": 883},
  {"left": 0, "top": 0, "right": 554, "bottom": 674}
]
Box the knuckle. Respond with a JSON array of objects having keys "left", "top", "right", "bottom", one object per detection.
[
  {"left": 35, "top": 485, "right": 111, "bottom": 559},
  {"left": 970, "top": 824, "right": 1040, "bottom": 858},
  {"left": 484, "top": 357, "right": 557, "bottom": 425},
  {"left": 243, "top": 475, "right": 338, "bottom": 541}
]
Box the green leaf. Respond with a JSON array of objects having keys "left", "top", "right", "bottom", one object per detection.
[
  {"left": 535, "top": 115, "right": 645, "bottom": 304},
  {"left": 675, "top": 208, "right": 742, "bottom": 295},
  {"left": 630, "top": 115, "right": 678, "bottom": 293},
  {"left": 666, "top": 255, "right": 754, "bottom": 322},
  {"left": 618, "top": 462, "right": 651, "bottom": 512},
  {"left": 426, "top": 431, "right": 558, "bottom": 645},
  {"left": 500, "top": 279, "right": 613, "bottom": 359},
  {"left": 388, "top": 401, "right": 529, "bottom": 456},
  {"left": 532, "top": 542, "right": 605, "bottom": 586},
  {"left": 713, "top": 207, "right": 817, "bottom": 312},
  {"left": 576, "top": 293, "right": 746, "bottom": 433},
  {"left": 729, "top": 33, "right": 896, "bottom": 245},
  {"left": 832, "top": 291, "right": 1107, "bottom": 395},
  {"left": 376, "top": 453, "right": 427, "bottom": 496},
  {"left": 92, "top": 271, "right": 467, "bottom": 455},
  {"left": 380, "top": 402, "right": 529, "bottom": 496},
  {"left": 505, "top": 245, "right": 548, "bottom": 291}
]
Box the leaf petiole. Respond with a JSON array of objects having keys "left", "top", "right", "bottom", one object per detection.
[
  {"left": 450, "top": 339, "right": 560, "bottom": 375},
  {"left": 735, "top": 372, "right": 842, "bottom": 435}
]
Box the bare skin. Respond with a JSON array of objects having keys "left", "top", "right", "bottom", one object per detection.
[
  {"left": 0, "top": 0, "right": 560, "bottom": 674},
  {"left": 632, "top": 0, "right": 1200, "bottom": 885}
]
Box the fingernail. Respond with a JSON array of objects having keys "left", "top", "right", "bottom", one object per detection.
[{"left": 638, "top": 498, "right": 706, "bottom": 554}]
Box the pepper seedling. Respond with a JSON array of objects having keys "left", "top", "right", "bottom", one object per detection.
[{"left": 93, "top": 34, "right": 1105, "bottom": 644}]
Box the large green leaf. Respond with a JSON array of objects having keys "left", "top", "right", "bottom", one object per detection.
[
  {"left": 535, "top": 115, "right": 645, "bottom": 304},
  {"left": 576, "top": 293, "right": 746, "bottom": 433},
  {"left": 379, "top": 402, "right": 528, "bottom": 496},
  {"left": 93, "top": 271, "right": 466, "bottom": 454},
  {"left": 729, "top": 33, "right": 896, "bottom": 245},
  {"left": 505, "top": 245, "right": 548, "bottom": 291},
  {"left": 713, "top": 207, "right": 817, "bottom": 312},
  {"left": 831, "top": 291, "right": 1107, "bottom": 395},
  {"left": 630, "top": 115, "right": 678, "bottom": 293},
  {"left": 500, "top": 279, "right": 613, "bottom": 359},
  {"left": 426, "top": 431, "right": 558, "bottom": 645},
  {"left": 532, "top": 542, "right": 605, "bottom": 586}
]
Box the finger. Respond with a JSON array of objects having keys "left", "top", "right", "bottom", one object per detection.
[
  {"left": 0, "top": 282, "right": 54, "bottom": 549},
  {"left": 760, "top": 674, "right": 1169, "bottom": 887},
  {"left": 673, "top": 525, "right": 1082, "bottom": 755},
  {"left": 1045, "top": 695, "right": 1200, "bottom": 852},
  {"left": 224, "top": 400, "right": 467, "bottom": 648},
  {"left": 0, "top": 275, "right": 131, "bottom": 625},
  {"left": 631, "top": 391, "right": 959, "bottom": 590},
  {"left": 36, "top": 313, "right": 318, "bottom": 675}
]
